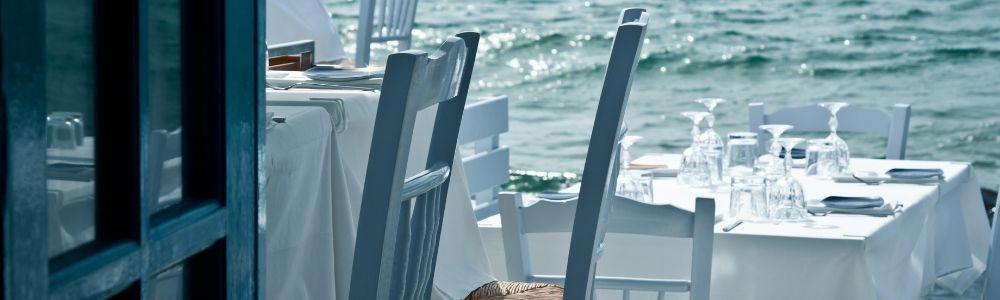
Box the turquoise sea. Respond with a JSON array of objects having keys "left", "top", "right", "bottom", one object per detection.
[{"left": 327, "top": 0, "right": 1000, "bottom": 186}]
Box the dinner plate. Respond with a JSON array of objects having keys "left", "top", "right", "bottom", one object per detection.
[
  {"left": 536, "top": 192, "right": 578, "bottom": 201},
  {"left": 885, "top": 168, "right": 943, "bottom": 180},
  {"left": 304, "top": 66, "right": 384, "bottom": 82},
  {"left": 821, "top": 196, "right": 884, "bottom": 209}
]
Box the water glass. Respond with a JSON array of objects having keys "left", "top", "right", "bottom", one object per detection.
[
  {"left": 805, "top": 139, "right": 837, "bottom": 177},
  {"left": 729, "top": 167, "right": 767, "bottom": 221},
  {"left": 617, "top": 169, "right": 654, "bottom": 203},
  {"left": 725, "top": 132, "right": 758, "bottom": 175}
]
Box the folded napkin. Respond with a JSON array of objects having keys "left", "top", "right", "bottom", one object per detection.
[
  {"left": 821, "top": 196, "right": 883, "bottom": 209},
  {"left": 778, "top": 147, "right": 807, "bottom": 159},
  {"left": 886, "top": 168, "right": 943, "bottom": 180},
  {"left": 832, "top": 173, "right": 940, "bottom": 184},
  {"left": 807, "top": 199, "right": 897, "bottom": 216}
]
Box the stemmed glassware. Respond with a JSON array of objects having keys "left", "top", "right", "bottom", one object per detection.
[
  {"left": 818, "top": 102, "right": 851, "bottom": 175},
  {"left": 755, "top": 124, "right": 794, "bottom": 176},
  {"left": 678, "top": 111, "right": 712, "bottom": 187},
  {"left": 768, "top": 137, "right": 808, "bottom": 221},
  {"left": 616, "top": 136, "right": 653, "bottom": 202},
  {"left": 694, "top": 98, "right": 725, "bottom": 186}
]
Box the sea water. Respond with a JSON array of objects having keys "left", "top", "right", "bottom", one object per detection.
[{"left": 328, "top": 0, "right": 1000, "bottom": 186}]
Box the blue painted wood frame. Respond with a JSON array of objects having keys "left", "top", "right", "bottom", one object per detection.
[{"left": 1, "top": 0, "right": 265, "bottom": 298}]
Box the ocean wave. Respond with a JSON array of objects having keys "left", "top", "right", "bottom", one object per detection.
[
  {"left": 811, "top": 62, "right": 923, "bottom": 78},
  {"left": 709, "top": 11, "right": 790, "bottom": 24},
  {"left": 718, "top": 30, "right": 798, "bottom": 42},
  {"left": 931, "top": 47, "right": 1000, "bottom": 59},
  {"left": 842, "top": 9, "right": 932, "bottom": 21},
  {"left": 661, "top": 55, "right": 774, "bottom": 73}
]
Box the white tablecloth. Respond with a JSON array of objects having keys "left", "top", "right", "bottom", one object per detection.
[
  {"left": 265, "top": 89, "right": 495, "bottom": 300},
  {"left": 264, "top": 106, "right": 339, "bottom": 300},
  {"left": 478, "top": 156, "right": 989, "bottom": 299}
]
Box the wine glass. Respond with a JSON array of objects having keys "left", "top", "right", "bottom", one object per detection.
[
  {"left": 755, "top": 124, "right": 793, "bottom": 176},
  {"left": 693, "top": 98, "right": 726, "bottom": 151},
  {"left": 769, "top": 137, "right": 808, "bottom": 221},
  {"left": 818, "top": 102, "right": 851, "bottom": 175},
  {"left": 616, "top": 136, "right": 652, "bottom": 202},
  {"left": 694, "top": 98, "right": 726, "bottom": 186},
  {"left": 678, "top": 111, "right": 711, "bottom": 187}
]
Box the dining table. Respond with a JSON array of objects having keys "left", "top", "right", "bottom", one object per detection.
[
  {"left": 264, "top": 87, "right": 496, "bottom": 300},
  {"left": 477, "top": 154, "right": 990, "bottom": 299}
]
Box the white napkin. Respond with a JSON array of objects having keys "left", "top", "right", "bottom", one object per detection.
[{"left": 806, "top": 201, "right": 898, "bottom": 216}]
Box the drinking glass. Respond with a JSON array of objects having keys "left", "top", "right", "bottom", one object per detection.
[
  {"left": 729, "top": 166, "right": 767, "bottom": 221},
  {"left": 805, "top": 139, "right": 837, "bottom": 177},
  {"left": 695, "top": 98, "right": 726, "bottom": 185},
  {"left": 616, "top": 136, "right": 653, "bottom": 202},
  {"left": 678, "top": 111, "right": 711, "bottom": 187},
  {"left": 768, "top": 137, "right": 808, "bottom": 221},
  {"left": 755, "top": 124, "right": 793, "bottom": 176},
  {"left": 725, "top": 132, "right": 758, "bottom": 176},
  {"left": 818, "top": 102, "right": 851, "bottom": 175}
]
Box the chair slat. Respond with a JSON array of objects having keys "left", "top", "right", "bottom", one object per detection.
[
  {"left": 461, "top": 147, "right": 510, "bottom": 194},
  {"left": 400, "top": 164, "right": 450, "bottom": 199},
  {"left": 458, "top": 96, "right": 509, "bottom": 144}
]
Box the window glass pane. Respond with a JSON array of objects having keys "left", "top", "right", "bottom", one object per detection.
[
  {"left": 148, "top": 0, "right": 183, "bottom": 213},
  {"left": 46, "top": 0, "right": 96, "bottom": 257},
  {"left": 150, "top": 263, "right": 187, "bottom": 300}
]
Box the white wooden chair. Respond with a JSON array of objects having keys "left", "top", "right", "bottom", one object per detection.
[
  {"left": 457, "top": 95, "right": 511, "bottom": 220},
  {"left": 984, "top": 183, "right": 1000, "bottom": 299},
  {"left": 348, "top": 32, "right": 477, "bottom": 299},
  {"left": 748, "top": 102, "right": 911, "bottom": 159},
  {"left": 356, "top": 0, "right": 419, "bottom": 67},
  {"left": 499, "top": 191, "right": 716, "bottom": 299}
]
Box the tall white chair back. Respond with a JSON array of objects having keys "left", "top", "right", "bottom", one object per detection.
[
  {"left": 748, "top": 102, "right": 911, "bottom": 159},
  {"left": 348, "top": 32, "right": 479, "bottom": 300},
  {"left": 457, "top": 95, "right": 510, "bottom": 220},
  {"left": 356, "top": 0, "right": 419, "bottom": 67},
  {"left": 985, "top": 184, "right": 1000, "bottom": 299}
]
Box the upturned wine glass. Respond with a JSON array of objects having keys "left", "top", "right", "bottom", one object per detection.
[
  {"left": 769, "top": 137, "right": 808, "bottom": 221},
  {"left": 678, "top": 111, "right": 712, "bottom": 187},
  {"left": 755, "top": 124, "right": 793, "bottom": 176},
  {"left": 616, "top": 136, "right": 652, "bottom": 202},
  {"left": 818, "top": 102, "right": 851, "bottom": 175}
]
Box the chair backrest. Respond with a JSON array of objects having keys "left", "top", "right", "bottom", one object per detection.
[
  {"left": 748, "top": 102, "right": 911, "bottom": 159},
  {"left": 457, "top": 95, "right": 510, "bottom": 220},
  {"left": 349, "top": 32, "right": 479, "bottom": 300},
  {"left": 555, "top": 8, "right": 657, "bottom": 300},
  {"left": 985, "top": 183, "right": 1000, "bottom": 299},
  {"left": 356, "top": 0, "right": 419, "bottom": 67},
  {"left": 499, "top": 191, "right": 716, "bottom": 299}
]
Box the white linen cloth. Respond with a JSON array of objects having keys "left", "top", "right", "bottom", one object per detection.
[
  {"left": 266, "top": 0, "right": 346, "bottom": 62},
  {"left": 265, "top": 88, "right": 495, "bottom": 299},
  {"left": 478, "top": 156, "right": 989, "bottom": 299},
  {"left": 264, "top": 105, "right": 339, "bottom": 300}
]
